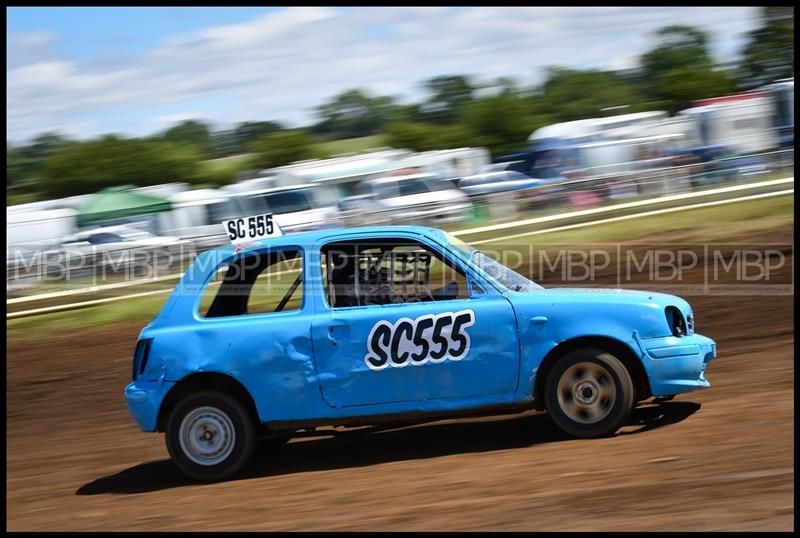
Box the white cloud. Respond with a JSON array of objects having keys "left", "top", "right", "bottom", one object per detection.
[{"left": 6, "top": 7, "right": 760, "bottom": 141}]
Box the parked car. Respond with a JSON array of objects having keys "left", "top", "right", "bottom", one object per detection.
[
  {"left": 457, "top": 170, "right": 545, "bottom": 197},
  {"left": 348, "top": 173, "right": 470, "bottom": 226},
  {"left": 480, "top": 160, "right": 527, "bottom": 174},
  {"left": 61, "top": 225, "right": 189, "bottom": 275},
  {"left": 125, "top": 225, "right": 717, "bottom": 481}
]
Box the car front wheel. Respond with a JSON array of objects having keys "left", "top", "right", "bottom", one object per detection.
[
  {"left": 165, "top": 390, "right": 256, "bottom": 482},
  {"left": 544, "top": 348, "right": 635, "bottom": 438}
]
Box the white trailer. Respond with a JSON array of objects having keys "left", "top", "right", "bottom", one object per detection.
[{"left": 6, "top": 207, "right": 77, "bottom": 249}]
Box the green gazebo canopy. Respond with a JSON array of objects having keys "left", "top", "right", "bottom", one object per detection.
[{"left": 76, "top": 186, "right": 172, "bottom": 227}]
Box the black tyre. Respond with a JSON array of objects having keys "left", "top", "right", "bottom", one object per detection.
[
  {"left": 544, "top": 348, "right": 635, "bottom": 438},
  {"left": 165, "top": 390, "right": 256, "bottom": 482}
]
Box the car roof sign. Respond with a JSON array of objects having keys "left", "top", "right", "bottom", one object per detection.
[{"left": 222, "top": 213, "right": 284, "bottom": 245}]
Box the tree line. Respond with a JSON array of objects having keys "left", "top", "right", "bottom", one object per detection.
[{"left": 7, "top": 9, "right": 794, "bottom": 202}]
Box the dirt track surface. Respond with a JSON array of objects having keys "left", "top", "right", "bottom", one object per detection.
[{"left": 7, "top": 225, "right": 794, "bottom": 531}]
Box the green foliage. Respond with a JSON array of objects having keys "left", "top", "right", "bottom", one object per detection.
[
  {"left": 539, "top": 68, "right": 643, "bottom": 122},
  {"left": 7, "top": 132, "right": 72, "bottom": 191},
  {"left": 420, "top": 75, "right": 476, "bottom": 124},
  {"left": 248, "top": 130, "right": 320, "bottom": 170},
  {"left": 7, "top": 145, "right": 38, "bottom": 189},
  {"left": 39, "top": 135, "right": 200, "bottom": 198},
  {"left": 20, "top": 132, "right": 72, "bottom": 160},
  {"left": 385, "top": 122, "right": 437, "bottom": 152},
  {"left": 641, "top": 25, "right": 712, "bottom": 75},
  {"left": 195, "top": 154, "right": 257, "bottom": 186},
  {"left": 160, "top": 120, "right": 214, "bottom": 159},
  {"left": 652, "top": 68, "right": 736, "bottom": 111},
  {"left": 234, "top": 121, "right": 284, "bottom": 148},
  {"left": 459, "top": 93, "right": 548, "bottom": 157},
  {"left": 210, "top": 130, "right": 242, "bottom": 159},
  {"left": 640, "top": 25, "right": 736, "bottom": 113},
  {"left": 313, "top": 89, "right": 401, "bottom": 139},
  {"left": 314, "top": 135, "right": 388, "bottom": 156},
  {"left": 386, "top": 122, "right": 474, "bottom": 152},
  {"left": 737, "top": 7, "right": 794, "bottom": 89}
]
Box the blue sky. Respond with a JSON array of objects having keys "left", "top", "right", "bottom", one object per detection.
[
  {"left": 7, "top": 7, "right": 760, "bottom": 143},
  {"left": 9, "top": 8, "right": 284, "bottom": 62}
]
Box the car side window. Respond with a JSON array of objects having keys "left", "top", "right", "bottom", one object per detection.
[
  {"left": 199, "top": 248, "right": 304, "bottom": 318},
  {"left": 321, "top": 238, "right": 470, "bottom": 309}
]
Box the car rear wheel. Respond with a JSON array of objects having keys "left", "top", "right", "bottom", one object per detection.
[
  {"left": 544, "top": 348, "right": 634, "bottom": 438},
  {"left": 165, "top": 390, "right": 256, "bottom": 482}
]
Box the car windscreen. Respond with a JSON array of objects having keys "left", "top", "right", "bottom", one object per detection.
[
  {"left": 397, "top": 178, "right": 448, "bottom": 197},
  {"left": 397, "top": 179, "right": 431, "bottom": 197},
  {"left": 260, "top": 189, "right": 314, "bottom": 214},
  {"left": 206, "top": 200, "right": 241, "bottom": 224},
  {"left": 443, "top": 232, "right": 543, "bottom": 292}
]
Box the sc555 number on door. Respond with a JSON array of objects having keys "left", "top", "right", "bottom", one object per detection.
[{"left": 364, "top": 310, "right": 476, "bottom": 371}]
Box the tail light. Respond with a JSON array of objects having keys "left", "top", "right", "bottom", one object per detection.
[{"left": 132, "top": 338, "right": 153, "bottom": 381}]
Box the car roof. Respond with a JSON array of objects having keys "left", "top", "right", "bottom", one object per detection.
[{"left": 205, "top": 225, "right": 446, "bottom": 257}]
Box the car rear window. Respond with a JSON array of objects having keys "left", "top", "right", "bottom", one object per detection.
[{"left": 199, "top": 248, "right": 304, "bottom": 317}]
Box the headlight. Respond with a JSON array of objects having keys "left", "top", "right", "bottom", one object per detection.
[{"left": 665, "top": 306, "right": 687, "bottom": 337}]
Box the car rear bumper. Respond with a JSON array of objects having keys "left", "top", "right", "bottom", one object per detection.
[
  {"left": 124, "top": 380, "right": 175, "bottom": 432},
  {"left": 633, "top": 333, "right": 717, "bottom": 396}
]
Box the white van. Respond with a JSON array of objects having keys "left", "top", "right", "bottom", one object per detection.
[
  {"left": 348, "top": 173, "right": 470, "bottom": 226},
  {"left": 232, "top": 184, "right": 342, "bottom": 233}
]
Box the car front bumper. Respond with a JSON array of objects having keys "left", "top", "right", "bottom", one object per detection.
[
  {"left": 124, "top": 380, "right": 175, "bottom": 432},
  {"left": 632, "top": 333, "right": 717, "bottom": 397}
]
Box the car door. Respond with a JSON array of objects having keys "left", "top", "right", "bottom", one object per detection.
[{"left": 310, "top": 233, "right": 520, "bottom": 407}]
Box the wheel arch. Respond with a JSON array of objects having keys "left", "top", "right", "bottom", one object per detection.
[
  {"left": 532, "top": 335, "right": 651, "bottom": 409},
  {"left": 157, "top": 372, "right": 260, "bottom": 432}
]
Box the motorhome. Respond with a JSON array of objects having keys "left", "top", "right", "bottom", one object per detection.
[
  {"left": 759, "top": 78, "right": 794, "bottom": 147},
  {"left": 528, "top": 111, "right": 669, "bottom": 144},
  {"left": 679, "top": 92, "right": 778, "bottom": 155}
]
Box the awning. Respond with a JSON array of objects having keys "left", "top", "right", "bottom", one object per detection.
[{"left": 76, "top": 186, "right": 172, "bottom": 227}]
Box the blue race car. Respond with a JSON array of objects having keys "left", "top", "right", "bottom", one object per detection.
[{"left": 125, "top": 225, "right": 716, "bottom": 481}]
